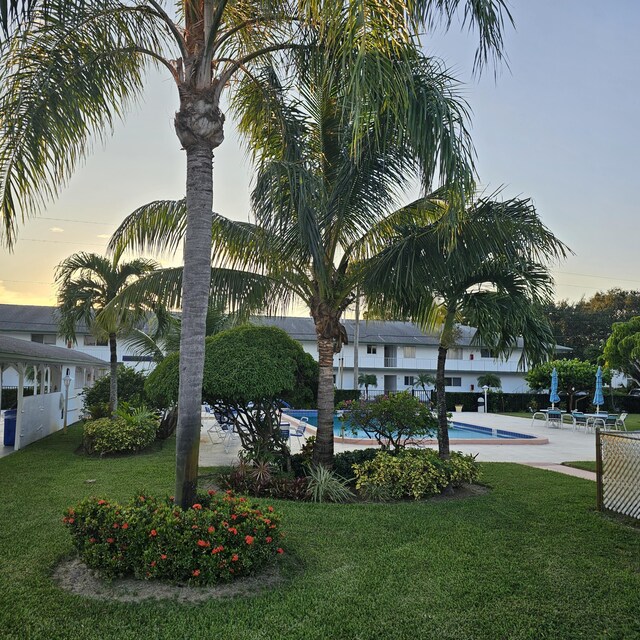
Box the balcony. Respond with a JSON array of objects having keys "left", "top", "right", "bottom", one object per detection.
[{"left": 384, "top": 357, "right": 397, "bottom": 368}]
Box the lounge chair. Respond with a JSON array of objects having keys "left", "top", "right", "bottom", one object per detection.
[
  {"left": 615, "top": 412, "right": 628, "bottom": 430},
  {"left": 289, "top": 422, "right": 307, "bottom": 450}
]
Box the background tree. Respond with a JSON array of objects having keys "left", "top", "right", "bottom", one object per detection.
[
  {"left": 81, "top": 365, "right": 149, "bottom": 417},
  {"left": 56, "top": 252, "right": 159, "bottom": 415},
  {"left": 358, "top": 373, "right": 378, "bottom": 400},
  {"left": 363, "top": 190, "right": 568, "bottom": 458},
  {"left": 525, "top": 359, "right": 610, "bottom": 411},
  {"left": 603, "top": 316, "right": 640, "bottom": 387},
  {"left": 477, "top": 373, "right": 501, "bottom": 389},
  {"left": 545, "top": 289, "right": 640, "bottom": 362}
]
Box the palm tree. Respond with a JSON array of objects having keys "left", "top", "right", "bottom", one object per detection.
[
  {"left": 363, "top": 191, "right": 570, "bottom": 458},
  {"left": 1, "top": 0, "right": 513, "bottom": 497},
  {"left": 358, "top": 373, "right": 378, "bottom": 400},
  {"left": 414, "top": 372, "right": 436, "bottom": 404},
  {"left": 56, "top": 252, "right": 160, "bottom": 414}
]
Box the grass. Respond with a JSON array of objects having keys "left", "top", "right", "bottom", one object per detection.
[
  {"left": 1, "top": 426, "right": 639, "bottom": 639},
  {"left": 563, "top": 461, "right": 597, "bottom": 473}
]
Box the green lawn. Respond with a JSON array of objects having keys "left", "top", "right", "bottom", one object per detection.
[
  {"left": 563, "top": 461, "right": 597, "bottom": 473},
  {"left": 0, "top": 426, "right": 639, "bottom": 639}
]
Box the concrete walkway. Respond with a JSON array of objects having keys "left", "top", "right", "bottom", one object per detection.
[
  {"left": 198, "top": 412, "right": 600, "bottom": 470},
  {"left": 522, "top": 462, "right": 596, "bottom": 481}
]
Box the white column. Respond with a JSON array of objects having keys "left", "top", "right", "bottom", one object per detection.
[{"left": 15, "top": 363, "right": 26, "bottom": 451}]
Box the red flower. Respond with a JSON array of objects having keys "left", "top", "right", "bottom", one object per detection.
[
  {"left": 211, "top": 546, "right": 224, "bottom": 555},
  {"left": 197, "top": 539, "right": 210, "bottom": 548},
  {"left": 150, "top": 529, "right": 157, "bottom": 537},
  {"left": 97, "top": 499, "right": 107, "bottom": 505},
  {"left": 89, "top": 537, "right": 97, "bottom": 544},
  {"left": 266, "top": 536, "right": 272, "bottom": 543},
  {"left": 229, "top": 527, "right": 238, "bottom": 535},
  {"left": 191, "top": 525, "right": 199, "bottom": 530},
  {"left": 231, "top": 554, "right": 239, "bottom": 562},
  {"left": 245, "top": 535, "right": 254, "bottom": 545},
  {"left": 207, "top": 489, "right": 216, "bottom": 496},
  {"left": 106, "top": 538, "right": 115, "bottom": 544},
  {"left": 192, "top": 569, "right": 200, "bottom": 577},
  {"left": 277, "top": 548, "right": 284, "bottom": 554},
  {"left": 192, "top": 503, "right": 202, "bottom": 510},
  {"left": 267, "top": 506, "right": 274, "bottom": 512},
  {"left": 207, "top": 526, "right": 215, "bottom": 534},
  {"left": 139, "top": 496, "right": 146, "bottom": 502},
  {"left": 161, "top": 554, "right": 167, "bottom": 560},
  {"left": 231, "top": 514, "right": 238, "bottom": 521},
  {"left": 67, "top": 518, "right": 75, "bottom": 524},
  {"left": 122, "top": 523, "right": 129, "bottom": 530},
  {"left": 113, "top": 523, "right": 119, "bottom": 529},
  {"left": 150, "top": 561, "right": 157, "bottom": 567}
]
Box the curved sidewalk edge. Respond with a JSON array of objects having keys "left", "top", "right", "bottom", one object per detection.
[{"left": 521, "top": 462, "right": 596, "bottom": 481}]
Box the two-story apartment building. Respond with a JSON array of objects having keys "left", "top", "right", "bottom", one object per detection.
[
  {"left": 0, "top": 305, "right": 566, "bottom": 396},
  {"left": 255, "top": 317, "right": 561, "bottom": 394}
]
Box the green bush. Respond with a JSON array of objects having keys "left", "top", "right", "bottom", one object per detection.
[
  {"left": 82, "top": 366, "right": 149, "bottom": 414},
  {"left": 353, "top": 449, "right": 480, "bottom": 501},
  {"left": 83, "top": 409, "right": 158, "bottom": 456},
  {"left": 63, "top": 491, "right": 284, "bottom": 585},
  {"left": 332, "top": 448, "right": 380, "bottom": 480}
]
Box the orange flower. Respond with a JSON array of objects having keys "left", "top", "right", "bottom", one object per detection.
[
  {"left": 207, "top": 489, "right": 216, "bottom": 496},
  {"left": 89, "top": 537, "right": 97, "bottom": 544},
  {"left": 266, "top": 536, "right": 272, "bottom": 543},
  {"left": 277, "top": 548, "right": 284, "bottom": 554},
  {"left": 231, "top": 514, "right": 238, "bottom": 521},
  {"left": 231, "top": 554, "right": 239, "bottom": 562},
  {"left": 106, "top": 538, "right": 115, "bottom": 544},
  {"left": 150, "top": 561, "right": 157, "bottom": 567},
  {"left": 197, "top": 539, "right": 210, "bottom": 548},
  {"left": 97, "top": 499, "right": 107, "bottom": 505},
  {"left": 112, "top": 523, "right": 119, "bottom": 529},
  {"left": 67, "top": 518, "right": 75, "bottom": 524},
  {"left": 150, "top": 529, "right": 157, "bottom": 537},
  {"left": 267, "top": 506, "right": 274, "bottom": 512},
  {"left": 122, "top": 523, "right": 129, "bottom": 530},
  {"left": 207, "top": 526, "right": 215, "bottom": 534},
  {"left": 245, "top": 535, "right": 254, "bottom": 545},
  {"left": 229, "top": 527, "right": 238, "bottom": 535},
  {"left": 161, "top": 554, "right": 167, "bottom": 560},
  {"left": 192, "top": 503, "right": 202, "bottom": 510},
  {"left": 192, "top": 569, "right": 200, "bottom": 577}
]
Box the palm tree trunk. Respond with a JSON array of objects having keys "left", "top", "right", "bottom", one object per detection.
[
  {"left": 174, "top": 141, "right": 214, "bottom": 509},
  {"left": 436, "top": 345, "right": 450, "bottom": 458},
  {"left": 313, "top": 337, "right": 335, "bottom": 467},
  {"left": 108, "top": 333, "right": 118, "bottom": 416}
]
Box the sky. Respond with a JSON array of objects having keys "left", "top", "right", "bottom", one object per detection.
[{"left": 1, "top": 0, "right": 640, "bottom": 308}]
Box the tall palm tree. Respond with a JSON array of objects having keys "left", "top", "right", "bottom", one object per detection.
[
  {"left": 56, "top": 252, "right": 160, "bottom": 414},
  {"left": 1, "top": 0, "right": 513, "bottom": 498},
  {"left": 362, "top": 191, "right": 570, "bottom": 457}
]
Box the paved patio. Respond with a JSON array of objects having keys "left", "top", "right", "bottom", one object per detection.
[{"left": 198, "top": 411, "right": 600, "bottom": 471}]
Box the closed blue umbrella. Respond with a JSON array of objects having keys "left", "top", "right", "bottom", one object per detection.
[
  {"left": 593, "top": 366, "right": 604, "bottom": 413},
  {"left": 550, "top": 367, "right": 560, "bottom": 408}
]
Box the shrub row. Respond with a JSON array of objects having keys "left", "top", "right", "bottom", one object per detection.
[
  {"left": 83, "top": 407, "right": 159, "bottom": 455},
  {"left": 353, "top": 449, "right": 480, "bottom": 501},
  {"left": 63, "top": 491, "right": 284, "bottom": 585}
]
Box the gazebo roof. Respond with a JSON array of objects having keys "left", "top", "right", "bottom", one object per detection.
[{"left": 0, "top": 335, "right": 108, "bottom": 367}]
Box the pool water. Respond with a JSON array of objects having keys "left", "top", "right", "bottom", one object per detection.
[{"left": 284, "top": 409, "right": 533, "bottom": 440}]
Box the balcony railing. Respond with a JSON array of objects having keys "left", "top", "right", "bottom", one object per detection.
[{"left": 384, "top": 357, "right": 397, "bottom": 368}]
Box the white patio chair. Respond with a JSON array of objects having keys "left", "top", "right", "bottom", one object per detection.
[{"left": 615, "top": 412, "right": 628, "bottom": 431}]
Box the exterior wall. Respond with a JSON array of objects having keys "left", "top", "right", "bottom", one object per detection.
[{"left": 329, "top": 342, "right": 530, "bottom": 393}]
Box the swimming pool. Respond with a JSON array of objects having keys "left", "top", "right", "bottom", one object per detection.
[{"left": 283, "top": 409, "right": 540, "bottom": 443}]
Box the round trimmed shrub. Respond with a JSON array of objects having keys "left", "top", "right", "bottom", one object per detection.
[
  {"left": 63, "top": 491, "right": 284, "bottom": 585},
  {"left": 83, "top": 416, "right": 157, "bottom": 455},
  {"left": 353, "top": 449, "right": 480, "bottom": 500}
]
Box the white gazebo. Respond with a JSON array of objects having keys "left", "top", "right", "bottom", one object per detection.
[{"left": 0, "top": 335, "right": 108, "bottom": 453}]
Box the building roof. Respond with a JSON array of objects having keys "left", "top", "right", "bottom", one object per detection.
[
  {"left": 0, "top": 334, "right": 108, "bottom": 367},
  {"left": 254, "top": 316, "right": 482, "bottom": 347},
  {"left": 0, "top": 303, "right": 89, "bottom": 334}
]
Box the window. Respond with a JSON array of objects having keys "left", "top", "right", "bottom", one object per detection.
[
  {"left": 31, "top": 333, "right": 56, "bottom": 345},
  {"left": 448, "top": 348, "right": 463, "bottom": 360},
  {"left": 403, "top": 346, "right": 416, "bottom": 359},
  {"left": 444, "top": 377, "right": 462, "bottom": 387},
  {"left": 366, "top": 345, "right": 377, "bottom": 355},
  {"left": 404, "top": 375, "right": 415, "bottom": 386},
  {"left": 481, "top": 348, "right": 498, "bottom": 358},
  {"left": 83, "top": 335, "right": 108, "bottom": 347}
]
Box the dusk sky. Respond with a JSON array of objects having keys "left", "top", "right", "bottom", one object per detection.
[{"left": 1, "top": 0, "right": 639, "bottom": 309}]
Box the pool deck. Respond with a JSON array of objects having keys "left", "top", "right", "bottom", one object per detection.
[{"left": 198, "top": 411, "right": 600, "bottom": 476}]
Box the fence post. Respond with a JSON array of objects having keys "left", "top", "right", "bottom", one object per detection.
[{"left": 595, "top": 427, "right": 603, "bottom": 511}]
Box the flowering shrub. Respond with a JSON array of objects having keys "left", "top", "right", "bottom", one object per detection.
[
  {"left": 63, "top": 491, "right": 284, "bottom": 585},
  {"left": 83, "top": 409, "right": 158, "bottom": 456},
  {"left": 353, "top": 449, "right": 480, "bottom": 500}
]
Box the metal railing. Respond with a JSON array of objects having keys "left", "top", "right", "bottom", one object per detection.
[
  {"left": 383, "top": 357, "right": 397, "bottom": 368},
  {"left": 596, "top": 428, "right": 640, "bottom": 520}
]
